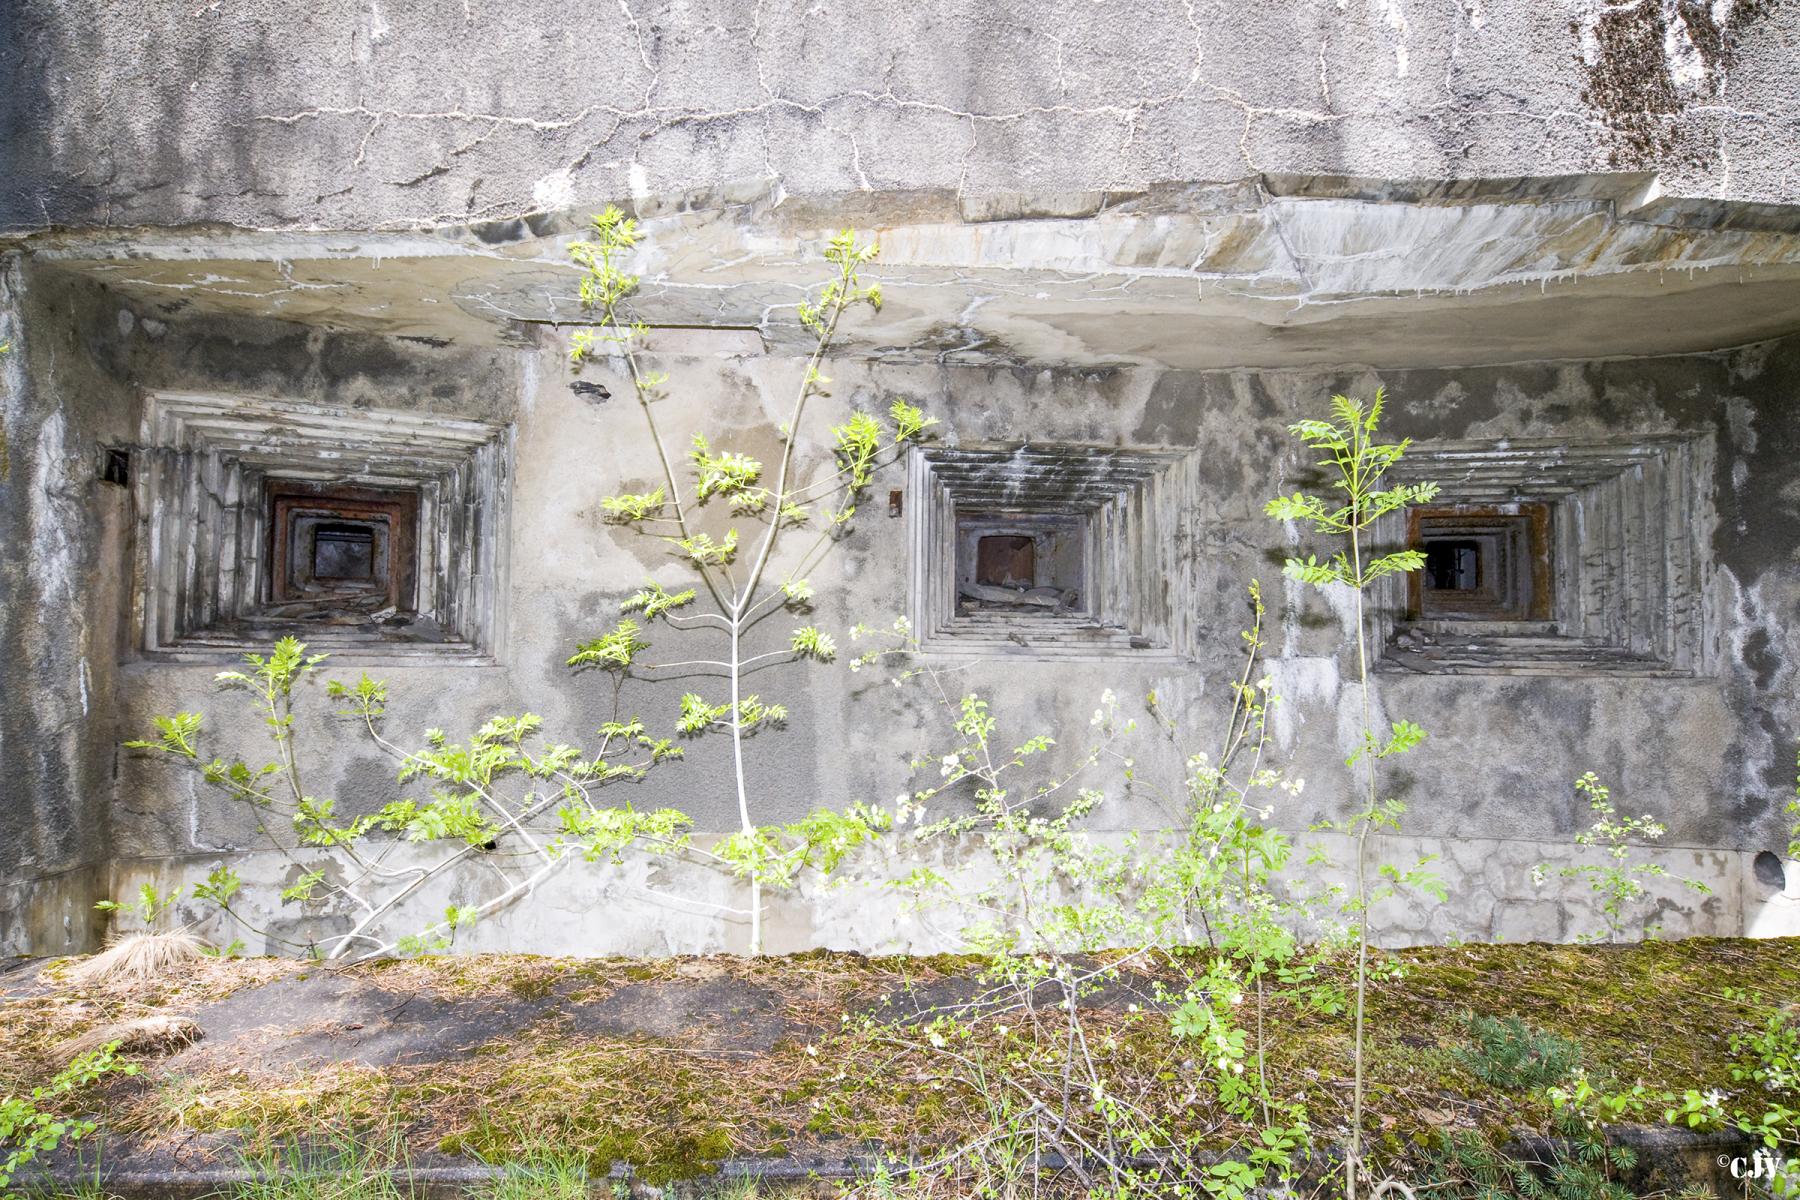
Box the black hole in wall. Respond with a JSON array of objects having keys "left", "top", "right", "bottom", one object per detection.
[
  {"left": 101, "top": 448, "right": 131, "bottom": 487},
  {"left": 1407, "top": 504, "right": 1552, "bottom": 623},
  {"left": 1425, "top": 540, "right": 1482, "bottom": 591},
  {"left": 312, "top": 523, "right": 377, "bottom": 580},
  {"left": 1755, "top": 850, "right": 1787, "bottom": 892}
]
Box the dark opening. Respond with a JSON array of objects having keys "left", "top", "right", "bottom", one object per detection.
[
  {"left": 976, "top": 535, "right": 1036, "bottom": 588},
  {"left": 1406, "top": 503, "right": 1553, "bottom": 623},
  {"left": 1425, "top": 540, "right": 1482, "bottom": 592},
  {"left": 101, "top": 447, "right": 131, "bottom": 488},
  {"left": 265, "top": 480, "right": 419, "bottom": 616},
  {"left": 1755, "top": 850, "right": 1787, "bottom": 892},
  {"left": 312, "top": 522, "right": 377, "bottom": 580}
]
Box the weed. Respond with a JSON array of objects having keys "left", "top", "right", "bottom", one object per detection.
[{"left": 1450, "top": 1015, "right": 1582, "bottom": 1090}]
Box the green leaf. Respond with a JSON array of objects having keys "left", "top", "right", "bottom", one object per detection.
[
  {"left": 621, "top": 581, "right": 696, "bottom": 621},
  {"left": 569, "top": 620, "right": 649, "bottom": 671},
  {"left": 791, "top": 626, "right": 837, "bottom": 662},
  {"left": 600, "top": 487, "right": 666, "bottom": 523}
]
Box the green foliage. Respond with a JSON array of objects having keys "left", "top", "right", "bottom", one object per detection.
[
  {"left": 599, "top": 487, "right": 666, "bottom": 523},
  {"left": 93, "top": 882, "right": 182, "bottom": 926},
  {"left": 689, "top": 434, "right": 767, "bottom": 512},
  {"left": 229, "top": 1128, "right": 414, "bottom": 1200},
  {"left": 125, "top": 639, "right": 678, "bottom": 960},
  {"left": 478, "top": 1155, "right": 594, "bottom": 1200},
  {"left": 853, "top": 583, "right": 1332, "bottom": 1199},
  {"left": 620, "top": 582, "right": 695, "bottom": 621},
  {"left": 1532, "top": 772, "right": 1709, "bottom": 943},
  {"left": 566, "top": 208, "right": 933, "bottom": 953},
  {"left": 1263, "top": 389, "right": 1436, "bottom": 1200},
  {"left": 567, "top": 621, "right": 649, "bottom": 671},
  {"left": 1416, "top": 1115, "right": 1639, "bottom": 1200},
  {"left": 676, "top": 530, "right": 738, "bottom": 567},
  {"left": 192, "top": 865, "right": 242, "bottom": 909},
  {"left": 122, "top": 712, "right": 202, "bottom": 759},
  {"left": 718, "top": 803, "right": 894, "bottom": 889},
  {"left": 1450, "top": 1015, "right": 1582, "bottom": 1090},
  {"left": 790, "top": 626, "right": 837, "bottom": 661},
  {"left": 557, "top": 805, "right": 693, "bottom": 863},
  {"left": 0, "top": 1044, "right": 137, "bottom": 1194},
  {"left": 1263, "top": 390, "right": 1439, "bottom": 592}
]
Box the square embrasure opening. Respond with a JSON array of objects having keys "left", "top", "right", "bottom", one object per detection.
[
  {"left": 908, "top": 444, "right": 1197, "bottom": 658},
  {"left": 266, "top": 480, "right": 420, "bottom": 620},
  {"left": 1375, "top": 436, "right": 1709, "bottom": 675},
  {"left": 138, "top": 392, "right": 510, "bottom": 660},
  {"left": 956, "top": 512, "right": 1089, "bottom": 616},
  {"left": 1407, "top": 503, "right": 1552, "bottom": 623}
]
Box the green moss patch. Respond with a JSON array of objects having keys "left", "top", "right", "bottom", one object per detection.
[{"left": 3, "top": 939, "right": 1793, "bottom": 1184}]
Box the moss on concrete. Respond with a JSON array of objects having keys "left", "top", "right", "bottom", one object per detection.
[{"left": 2, "top": 939, "right": 1791, "bottom": 1185}]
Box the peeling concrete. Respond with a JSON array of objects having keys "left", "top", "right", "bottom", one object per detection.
[
  {"left": 0, "top": 257, "right": 1792, "bottom": 953},
  {"left": 3, "top": 3, "right": 1800, "bottom": 955}
]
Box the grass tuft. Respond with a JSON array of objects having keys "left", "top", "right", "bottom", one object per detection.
[
  {"left": 59, "top": 1014, "right": 202, "bottom": 1062},
  {"left": 66, "top": 933, "right": 206, "bottom": 990}
]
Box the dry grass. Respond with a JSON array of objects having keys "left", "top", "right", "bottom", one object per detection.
[
  {"left": 60, "top": 1013, "right": 203, "bottom": 1060},
  {"left": 66, "top": 932, "right": 207, "bottom": 989}
]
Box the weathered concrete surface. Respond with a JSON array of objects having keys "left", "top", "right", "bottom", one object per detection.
[
  {"left": 0, "top": 249, "right": 1777, "bottom": 953},
  {"left": 3, "top": 0, "right": 1800, "bottom": 955},
  {"left": 0, "top": 255, "right": 132, "bottom": 955},
  {"left": 22, "top": 179, "right": 1800, "bottom": 370},
  {"left": 4, "top": 1, "right": 1798, "bottom": 234},
  {"left": 97, "top": 832, "right": 1767, "bottom": 957}
]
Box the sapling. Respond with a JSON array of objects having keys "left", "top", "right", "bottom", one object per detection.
[
  {"left": 566, "top": 208, "right": 933, "bottom": 953},
  {"left": 0, "top": 1042, "right": 136, "bottom": 1193},
  {"left": 1532, "top": 771, "right": 1709, "bottom": 942},
  {"left": 124, "top": 636, "right": 689, "bottom": 959},
  {"left": 856, "top": 588, "right": 1322, "bottom": 1199},
  {"left": 1264, "top": 388, "right": 1440, "bottom": 1200}
]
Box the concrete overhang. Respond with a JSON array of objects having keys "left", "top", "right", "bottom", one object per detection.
[{"left": 18, "top": 174, "right": 1800, "bottom": 370}]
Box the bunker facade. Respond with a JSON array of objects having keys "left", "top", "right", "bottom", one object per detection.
[{"left": 4, "top": 0, "right": 1800, "bottom": 956}]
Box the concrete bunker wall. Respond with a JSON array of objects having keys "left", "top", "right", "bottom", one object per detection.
[
  {"left": 5, "top": 258, "right": 1797, "bottom": 954},
  {"left": 7, "top": 1, "right": 1800, "bottom": 233}
]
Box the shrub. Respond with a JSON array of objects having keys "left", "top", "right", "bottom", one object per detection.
[{"left": 1451, "top": 1014, "right": 1582, "bottom": 1091}]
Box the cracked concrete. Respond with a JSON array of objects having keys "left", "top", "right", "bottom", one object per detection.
[
  {"left": 21, "top": 175, "right": 1800, "bottom": 371},
  {"left": 5, "top": 2, "right": 1799, "bottom": 236},
  {"left": 5, "top": 2, "right": 1800, "bottom": 958}
]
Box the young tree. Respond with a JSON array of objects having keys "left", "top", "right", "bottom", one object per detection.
[
  {"left": 566, "top": 209, "right": 932, "bottom": 953},
  {"left": 123, "top": 637, "right": 687, "bottom": 960},
  {"left": 1264, "top": 389, "right": 1439, "bottom": 1200}
]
